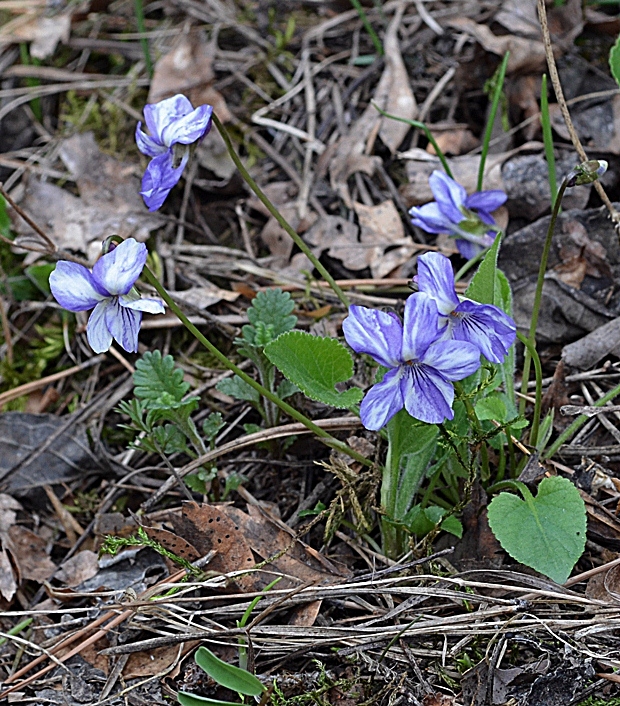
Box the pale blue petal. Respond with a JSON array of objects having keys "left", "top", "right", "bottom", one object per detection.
[
  {"left": 161, "top": 104, "right": 213, "bottom": 146},
  {"left": 429, "top": 170, "right": 466, "bottom": 223},
  {"left": 105, "top": 299, "right": 141, "bottom": 353},
  {"left": 401, "top": 293, "right": 442, "bottom": 362},
  {"left": 422, "top": 339, "right": 481, "bottom": 380},
  {"left": 135, "top": 122, "right": 166, "bottom": 157},
  {"left": 403, "top": 365, "right": 455, "bottom": 424},
  {"left": 92, "top": 238, "right": 147, "bottom": 297},
  {"left": 476, "top": 209, "right": 496, "bottom": 226},
  {"left": 121, "top": 295, "right": 165, "bottom": 314},
  {"left": 50, "top": 261, "right": 106, "bottom": 311},
  {"left": 416, "top": 252, "right": 459, "bottom": 315},
  {"left": 409, "top": 202, "right": 456, "bottom": 234},
  {"left": 343, "top": 305, "right": 403, "bottom": 368},
  {"left": 87, "top": 300, "right": 113, "bottom": 353},
  {"left": 359, "top": 367, "right": 404, "bottom": 431},
  {"left": 466, "top": 189, "right": 507, "bottom": 212},
  {"left": 452, "top": 300, "right": 516, "bottom": 363},
  {"left": 144, "top": 94, "right": 194, "bottom": 143},
  {"left": 455, "top": 238, "right": 484, "bottom": 260},
  {"left": 140, "top": 149, "right": 188, "bottom": 211}
]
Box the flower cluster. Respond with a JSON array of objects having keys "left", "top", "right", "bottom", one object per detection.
[
  {"left": 136, "top": 94, "right": 213, "bottom": 211},
  {"left": 49, "top": 238, "right": 164, "bottom": 354},
  {"left": 343, "top": 252, "right": 516, "bottom": 430},
  {"left": 409, "top": 171, "right": 507, "bottom": 260}
]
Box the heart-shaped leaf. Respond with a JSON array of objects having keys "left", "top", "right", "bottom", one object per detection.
[{"left": 487, "top": 476, "right": 586, "bottom": 584}]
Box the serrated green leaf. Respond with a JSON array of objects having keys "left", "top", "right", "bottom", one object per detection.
[
  {"left": 194, "top": 647, "right": 265, "bottom": 696},
  {"left": 242, "top": 289, "right": 297, "bottom": 345},
  {"left": 487, "top": 476, "right": 586, "bottom": 584},
  {"left": 134, "top": 351, "right": 190, "bottom": 407},
  {"left": 264, "top": 331, "right": 363, "bottom": 408},
  {"left": 611, "top": 33, "right": 620, "bottom": 88},
  {"left": 276, "top": 378, "right": 298, "bottom": 400},
  {"left": 466, "top": 235, "right": 501, "bottom": 305},
  {"left": 475, "top": 395, "right": 507, "bottom": 422},
  {"left": 202, "top": 412, "right": 225, "bottom": 442},
  {"left": 178, "top": 692, "right": 245, "bottom": 706},
  {"left": 152, "top": 424, "right": 189, "bottom": 455},
  {"left": 216, "top": 376, "right": 260, "bottom": 404}
]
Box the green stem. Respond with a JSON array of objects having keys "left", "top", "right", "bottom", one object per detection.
[
  {"left": 477, "top": 51, "right": 509, "bottom": 192},
  {"left": 141, "top": 266, "right": 369, "bottom": 466},
  {"left": 371, "top": 104, "right": 453, "bottom": 179},
  {"left": 211, "top": 113, "right": 350, "bottom": 308},
  {"left": 543, "top": 378, "right": 620, "bottom": 460},
  {"left": 350, "top": 0, "right": 384, "bottom": 56},
  {"left": 540, "top": 74, "right": 558, "bottom": 206},
  {"left": 134, "top": 0, "right": 154, "bottom": 78},
  {"left": 519, "top": 177, "right": 568, "bottom": 415},
  {"left": 516, "top": 332, "right": 542, "bottom": 449}
]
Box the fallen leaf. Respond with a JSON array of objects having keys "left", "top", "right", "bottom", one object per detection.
[
  {"left": 0, "top": 12, "right": 71, "bottom": 59},
  {"left": 124, "top": 641, "right": 200, "bottom": 679},
  {"left": 55, "top": 550, "right": 100, "bottom": 588},
  {"left": 7, "top": 524, "right": 56, "bottom": 582},
  {"left": 421, "top": 695, "right": 455, "bottom": 706},
  {"left": 428, "top": 128, "right": 479, "bottom": 156},
  {"left": 288, "top": 599, "right": 322, "bottom": 627},
  {"left": 0, "top": 548, "right": 17, "bottom": 601},
  {"left": 173, "top": 284, "right": 240, "bottom": 310},
  {"left": 549, "top": 96, "right": 620, "bottom": 155}
]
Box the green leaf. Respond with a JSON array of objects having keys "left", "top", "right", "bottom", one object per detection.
[
  {"left": 487, "top": 476, "right": 586, "bottom": 584},
  {"left": 178, "top": 693, "right": 245, "bottom": 706},
  {"left": 242, "top": 289, "right": 297, "bottom": 346},
  {"left": 264, "top": 331, "right": 363, "bottom": 408},
  {"left": 0, "top": 194, "right": 11, "bottom": 238},
  {"left": 466, "top": 235, "right": 501, "bottom": 305},
  {"left": 194, "top": 647, "right": 265, "bottom": 696},
  {"left": 610, "top": 33, "right": 620, "bottom": 88},
  {"left": 151, "top": 424, "right": 189, "bottom": 455},
  {"left": 475, "top": 395, "right": 507, "bottom": 422},
  {"left": 134, "top": 351, "right": 190, "bottom": 407},
  {"left": 216, "top": 376, "right": 260, "bottom": 404},
  {"left": 276, "top": 378, "right": 298, "bottom": 400},
  {"left": 202, "top": 412, "right": 225, "bottom": 443},
  {"left": 27, "top": 263, "right": 54, "bottom": 296},
  {"left": 403, "top": 505, "right": 462, "bottom": 538}
]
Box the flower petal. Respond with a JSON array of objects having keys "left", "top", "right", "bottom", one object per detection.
[
  {"left": 360, "top": 367, "right": 404, "bottom": 431},
  {"left": 465, "top": 189, "right": 507, "bottom": 213},
  {"left": 452, "top": 300, "right": 516, "bottom": 363},
  {"left": 135, "top": 122, "right": 166, "bottom": 157},
  {"left": 50, "top": 261, "right": 106, "bottom": 311},
  {"left": 144, "top": 94, "right": 194, "bottom": 143},
  {"left": 140, "top": 149, "right": 188, "bottom": 211},
  {"left": 416, "top": 252, "right": 459, "bottom": 315},
  {"left": 409, "top": 202, "right": 455, "bottom": 235},
  {"left": 87, "top": 300, "right": 114, "bottom": 353},
  {"left": 403, "top": 365, "right": 455, "bottom": 424},
  {"left": 422, "top": 339, "right": 481, "bottom": 381},
  {"left": 343, "top": 305, "right": 403, "bottom": 368},
  {"left": 120, "top": 295, "right": 165, "bottom": 314},
  {"left": 92, "top": 238, "right": 147, "bottom": 297},
  {"left": 401, "top": 292, "right": 442, "bottom": 362},
  {"left": 105, "top": 299, "right": 142, "bottom": 353},
  {"left": 429, "top": 170, "right": 466, "bottom": 223},
  {"left": 161, "top": 104, "right": 213, "bottom": 146}
]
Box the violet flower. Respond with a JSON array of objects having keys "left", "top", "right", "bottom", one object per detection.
[
  {"left": 409, "top": 171, "right": 507, "bottom": 259},
  {"left": 416, "top": 252, "right": 516, "bottom": 364},
  {"left": 136, "top": 94, "right": 213, "bottom": 211},
  {"left": 343, "top": 293, "right": 481, "bottom": 430},
  {"left": 49, "top": 238, "right": 164, "bottom": 353}
]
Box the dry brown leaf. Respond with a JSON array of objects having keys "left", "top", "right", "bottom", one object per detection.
[
  {"left": 0, "top": 548, "right": 17, "bottom": 601},
  {"left": 421, "top": 695, "right": 455, "bottom": 706},
  {"left": 0, "top": 12, "right": 71, "bottom": 59},
  {"left": 288, "top": 599, "right": 322, "bottom": 627},
  {"left": 173, "top": 284, "right": 240, "bottom": 310},
  {"left": 124, "top": 641, "right": 200, "bottom": 679},
  {"left": 428, "top": 128, "right": 480, "bottom": 156},
  {"left": 7, "top": 525, "right": 56, "bottom": 582},
  {"left": 495, "top": 0, "right": 540, "bottom": 38},
  {"left": 55, "top": 550, "right": 100, "bottom": 588}
]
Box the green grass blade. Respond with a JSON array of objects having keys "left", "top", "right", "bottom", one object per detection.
[
  {"left": 540, "top": 74, "right": 558, "bottom": 206},
  {"left": 134, "top": 0, "right": 154, "bottom": 78},
  {"left": 350, "top": 0, "right": 383, "bottom": 56}
]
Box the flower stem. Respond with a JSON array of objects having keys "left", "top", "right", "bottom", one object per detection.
[
  {"left": 519, "top": 177, "right": 568, "bottom": 416},
  {"left": 133, "top": 0, "right": 153, "bottom": 78},
  {"left": 211, "top": 113, "right": 350, "bottom": 309},
  {"left": 477, "top": 51, "right": 509, "bottom": 192},
  {"left": 516, "top": 332, "right": 542, "bottom": 448},
  {"left": 141, "top": 265, "right": 369, "bottom": 466},
  {"left": 540, "top": 74, "right": 558, "bottom": 206}
]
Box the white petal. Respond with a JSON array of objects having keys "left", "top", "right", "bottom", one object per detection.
[
  {"left": 92, "top": 238, "right": 147, "bottom": 296},
  {"left": 49, "top": 261, "right": 105, "bottom": 311},
  {"left": 87, "top": 300, "right": 113, "bottom": 352}
]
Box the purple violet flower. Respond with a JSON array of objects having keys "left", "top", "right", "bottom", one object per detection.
[
  {"left": 409, "top": 171, "right": 507, "bottom": 259},
  {"left": 136, "top": 94, "right": 213, "bottom": 211},
  {"left": 342, "top": 293, "right": 481, "bottom": 430},
  {"left": 49, "top": 238, "right": 164, "bottom": 353},
  {"left": 416, "top": 252, "right": 516, "bottom": 364}
]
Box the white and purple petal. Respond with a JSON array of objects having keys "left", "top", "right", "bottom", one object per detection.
[
  {"left": 409, "top": 202, "right": 456, "bottom": 235},
  {"left": 120, "top": 295, "right": 165, "bottom": 314},
  {"left": 92, "top": 238, "right": 147, "bottom": 297},
  {"left": 343, "top": 305, "right": 403, "bottom": 368},
  {"left": 452, "top": 300, "right": 516, "bottom": 363},
  {"left": 50, "top": 261, "right": 107, "bottom": 311},
  {"left": 465, "top": 189, "right": 507, "bottom": 213},
  {"left": 139, "top": 149, "right": 188, "bottom": 211},
  {"left": 422, "top": 339, "right": 481, "bottom": 381},
  {"left": 359, "top": 367, "right": 404, "bottom": 430},
  {"left": 429, "top": 171, "right": 466, "bottom": 223},
  {"left": 160, "top": 104, "right": 213, "bottom": 146},
  {"left": 416, "top": 252, "right": 460, "bottom": 315},
  {"left": 403, "top": 365, "right": 455, "bottom": 424},
  {"left": 104, "top": 298, "right": 142, "bottom": 353},
  {"left": 401, "top": 292, "right": 442, "bottom": 362},
  {"left": 144, "top": 94, "right": 194, "bottom": 144},
  {"left": 87, "top": 300, "right": 114, "bottom": 353},
  {"left": 135, "top": 122, "right": 166, "bottom": 157},
  {"left": 455, "top": 238, "right": 484, "bottom": 260}
]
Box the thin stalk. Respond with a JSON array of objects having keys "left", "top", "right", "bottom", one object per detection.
[
  {"left": 371, "top": 103, "right": 453, "bottom": 178},
  {"left": 19, "top": 44, "right": 42, "bottom": 123},
  {"left": 516, "top": 332, "right": 542, "bottom": 448},
  {"left": 141, "top": 266, "right": 370, "bottom": 467},
  {"left": 212, "top": 114, "right": 350, "bottom": 308},
  {"left": 543, "top": 378, "right": 620, "bottom": 460},
  {"left": 519, "top": 177, "right": 569, "bottom": 415},
  {"left": 134, "top": 0, "right": 154, "bottom": 78},
  {"left": 540, "top": 74, "right": 558, "bottom": 206},
  {"left": 350, "top": 0, "right": 384, "bottom": 56},
  {"left": 477, "top": 51, "right": 510, "bottom": 191}
]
